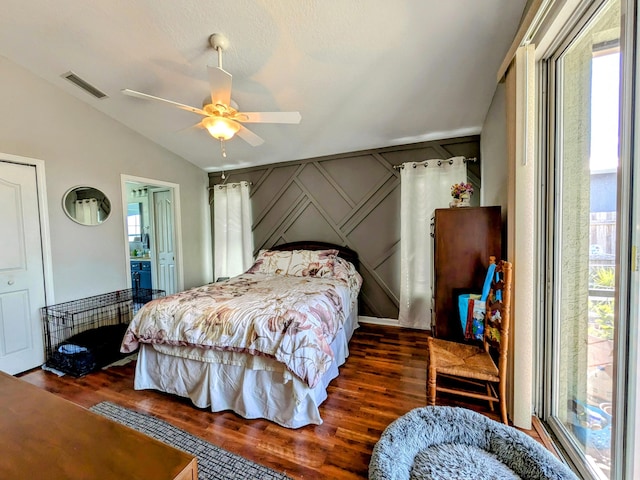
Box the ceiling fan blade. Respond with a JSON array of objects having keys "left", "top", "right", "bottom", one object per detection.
[
  {"left": 122, "top": 89, "right": 208, "bottom": 116},
  {"left": 208, "top": 65, "right": 232, "bottom": 107},
  {"left": 235, "top": 111, "right": 302, "bottom": 124},
  {"left": 236, "top": 124, "right": 264, "bottom": 146},
  {"left": 176, "top": 120, "right": 206, "bottom": 133}
]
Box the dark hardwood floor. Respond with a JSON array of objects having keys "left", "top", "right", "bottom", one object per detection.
[{"left": 19, "top": 323, "right": 546, "bottom": 479}]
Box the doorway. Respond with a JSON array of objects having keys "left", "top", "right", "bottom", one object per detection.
[{"left": 122, "top": 175, "right": 182, "bottom": 296}]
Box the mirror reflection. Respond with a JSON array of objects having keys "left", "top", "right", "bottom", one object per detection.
[
  {"left": 63, "top": 186, "right": 111, "bottom": 226},
  {"left": 127, "top": 185, "right": 150, "bottom": 258}
]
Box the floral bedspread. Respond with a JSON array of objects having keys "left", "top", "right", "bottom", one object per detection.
[{"left": 121, "top": 273, "right": 358, "bottom": 388}]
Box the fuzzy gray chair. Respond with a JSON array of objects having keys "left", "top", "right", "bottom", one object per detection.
[{"left": 369, "top": 406, "right": 578, "bottom": 480}]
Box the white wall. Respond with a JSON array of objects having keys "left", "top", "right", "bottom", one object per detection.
[
  {"left": 480, "top": 83, "right": 509, "bottom": 217},
  {"left": 0, "top": 56, "right": 211, "bottom": 303},
  {"left": 480, "top": 61, "right": 535, "bottom": 428}
]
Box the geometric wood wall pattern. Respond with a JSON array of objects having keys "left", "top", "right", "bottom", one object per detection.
[{"left": 209, "top": 135, "right": 480, "bottom": 318}]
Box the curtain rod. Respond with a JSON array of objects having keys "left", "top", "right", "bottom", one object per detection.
[
  {"left": 207, "top": 181, "right": 253, "bottom": 190},
  {"left": 392, "top": 157, "right": 478, "bottom": 170}
]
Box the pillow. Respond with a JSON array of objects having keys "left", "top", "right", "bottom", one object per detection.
[
  {"left": 333, "top": 256, "right": 363, "bottom": 289},
  {"left": 287, "top": 249, "right": 337, "bottom": 277},
  {"left": 247, "top": 249, "right": 292, "bottom": 275},
  {"left": 247, "top": 249, "right": 338, "bottom": 277}
]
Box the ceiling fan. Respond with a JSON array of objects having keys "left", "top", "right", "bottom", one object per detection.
[{"left": 122, "top": 33, "right": 301, "bottom": 157}]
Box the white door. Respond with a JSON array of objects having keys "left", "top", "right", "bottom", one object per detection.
[
  {"left": 153, "top": 189, "right": 176, "bottom": 295},
  {"left": 0, "top": 161, "right": 46, "bottom": 374}
]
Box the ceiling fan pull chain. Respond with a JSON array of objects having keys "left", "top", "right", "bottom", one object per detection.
[{"left": 220, "top": 139, "right": 227, "bottom": 158}]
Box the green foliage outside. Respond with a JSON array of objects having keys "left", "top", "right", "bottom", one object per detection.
[
  {"left": 589, "top": 266, "right": 615, "bottom": 290},
  {"left": 588, "top": 266, "right": 615, "bottom": 340}
]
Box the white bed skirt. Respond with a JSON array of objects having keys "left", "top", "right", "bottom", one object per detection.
[{"left": 133, "top": 310, "right": 359, "bottom": 428}]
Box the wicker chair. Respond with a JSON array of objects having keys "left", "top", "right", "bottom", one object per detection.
[{"left": 427, "top": 260, "right": 513, "bottom": 424}]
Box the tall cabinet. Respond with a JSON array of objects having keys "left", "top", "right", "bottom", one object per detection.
[{"left": 432, "top": 206, "right": 502, "bottom": 341}]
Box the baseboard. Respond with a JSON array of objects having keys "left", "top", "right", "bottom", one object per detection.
[
  {"left": 358, "top": 315, "right": 399, "bottom": 327},
  {"left": 357, "top": 316, "right": 433, "bottom": 333}
]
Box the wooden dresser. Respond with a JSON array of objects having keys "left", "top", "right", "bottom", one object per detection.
[
  {"left": 0, "top": 371, "right": 197, "bottom": 480},
  {"left": 432, "top": 206, "right": 502, "bottom": 340}
]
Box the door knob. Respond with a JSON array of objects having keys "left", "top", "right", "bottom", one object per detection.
[{"left": 8, "top": 280, "right": 15, "bottom": 285}]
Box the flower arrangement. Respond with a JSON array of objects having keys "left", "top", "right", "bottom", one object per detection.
[{"left": 450, "top": 182, "right": 474, "bottom": 199}]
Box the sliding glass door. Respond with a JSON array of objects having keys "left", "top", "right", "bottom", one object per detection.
[{"left": 543, "top": 0, "right": 624, "bottom": 478}]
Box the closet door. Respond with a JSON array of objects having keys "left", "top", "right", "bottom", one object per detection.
[
  {"left": 0, "top": 161, "right": 46, "bottom": 373},
  {"left": 153, "top": 189, "right": 176, "bottom": 295}
]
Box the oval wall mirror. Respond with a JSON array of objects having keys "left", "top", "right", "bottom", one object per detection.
[{"left": 62, "top": 186, "right": 111, "bottom": 226}]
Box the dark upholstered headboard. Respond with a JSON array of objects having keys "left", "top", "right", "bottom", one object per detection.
[{"left": 270, "top": 241, "right": 359, "bottom": 272}]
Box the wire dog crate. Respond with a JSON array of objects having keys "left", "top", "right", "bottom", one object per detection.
[{"left": 41, "top": 288, "right": 164, "bottom": 376}]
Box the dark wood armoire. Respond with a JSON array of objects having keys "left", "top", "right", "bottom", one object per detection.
[{"left": 432, "top": 206, "right": 502, "bottom": 341}]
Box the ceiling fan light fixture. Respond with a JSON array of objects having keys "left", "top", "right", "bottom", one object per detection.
[{"left": 202, "top": 116, "right": 240, "bottom": 140}]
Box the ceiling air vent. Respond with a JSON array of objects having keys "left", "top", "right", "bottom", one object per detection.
[{"left": 62, "top": 71, "right": 108, "bottom": 99}]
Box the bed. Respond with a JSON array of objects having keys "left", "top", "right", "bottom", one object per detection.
[{"left": 121, "top": 241, "right": 362, "bottom": 428}]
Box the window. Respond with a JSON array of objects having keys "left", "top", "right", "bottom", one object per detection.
[
  {"left": 127, "top": 202, "right": 143, "bottom": 242},
  {"left": 540, "top": 0, "right": 629, "bottom": 478}
]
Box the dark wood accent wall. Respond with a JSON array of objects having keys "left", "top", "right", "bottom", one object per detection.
[{"left": 209, "top": 136, "right": 480, "bottom": 318}]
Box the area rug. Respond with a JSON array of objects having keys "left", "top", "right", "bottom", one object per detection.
[{"left": 90, "top": 401, "right": 292, "bottom": 480}]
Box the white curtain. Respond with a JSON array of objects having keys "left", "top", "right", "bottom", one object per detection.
[
  {"left": 399, "top": 156, "right": 467, "bottom": 329},
  {"left": 213, "top": 181, "right": 254, "bottom": 280},
  {"left": 74, "top": 198, "right": 98, "bottom": 224}
]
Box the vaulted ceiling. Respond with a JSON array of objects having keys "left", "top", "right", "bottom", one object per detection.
[{"left": 0, "top": 1, "right": 526, "bottom": 172}]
